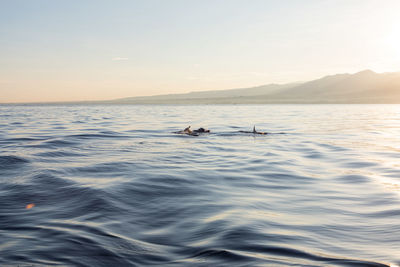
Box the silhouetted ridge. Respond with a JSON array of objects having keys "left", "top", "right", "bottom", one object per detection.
[{"left": 108, "top": 70, "right": 400, "bottom": 104}]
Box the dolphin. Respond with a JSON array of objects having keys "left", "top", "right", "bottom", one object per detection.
[{"left": 239, "top": 125, "right": 267, "bottom": 135}]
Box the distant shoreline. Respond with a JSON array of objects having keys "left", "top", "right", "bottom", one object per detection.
[
  {"left": 2, "top": 102, "right": 400, "bottom": 106},
  {"left": 3, "top": 69, "right": 400, "bottom": 105}
]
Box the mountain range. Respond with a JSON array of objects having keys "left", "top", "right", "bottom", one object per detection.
[{"left": 107, "top": 70, "right": 400, "bottom": 104}]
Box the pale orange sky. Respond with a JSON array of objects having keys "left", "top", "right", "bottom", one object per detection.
[{"left": 1, "top": 0, "right": 400, "bottom": 103}]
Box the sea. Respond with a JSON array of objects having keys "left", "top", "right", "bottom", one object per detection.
[{"left": 0, "top": 104, "right": 399, "bottom": 267}]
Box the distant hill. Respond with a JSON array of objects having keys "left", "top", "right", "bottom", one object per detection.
[
  {"left": 108, "top": 70, "right": 400, "bottom": 104},
  {"left": 109, "top": 83, "right": 299, "bottom": 103},
  {"left": 262, "top": 70, "right": 400, "bottom": 103}
]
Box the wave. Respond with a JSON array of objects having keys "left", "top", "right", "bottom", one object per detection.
[
  {"left": 0, "top": 155, "right": 30, "bottom": 170},
  {"left": 1, "top": 104, "right": 399, "bottom": 266}
]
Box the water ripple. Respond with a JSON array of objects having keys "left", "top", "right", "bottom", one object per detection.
[{"left": 0, "top": 104, "right": 399, "bottom": 266}]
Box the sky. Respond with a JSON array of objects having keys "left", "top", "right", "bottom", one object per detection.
[{"left": 1, "top": 0, "right": 400, "bottom": 103}]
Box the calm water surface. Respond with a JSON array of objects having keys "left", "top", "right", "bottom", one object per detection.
[{"left": 0, "top": 104, "right": 399, "bottom": 266}]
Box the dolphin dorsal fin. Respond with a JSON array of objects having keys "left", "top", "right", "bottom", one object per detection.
[{"left": 253, "top": 125, "right": 256, "bottom": 133}]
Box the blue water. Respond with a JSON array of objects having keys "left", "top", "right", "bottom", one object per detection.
[{"left": 0, "top": 104, "right": 399, "bottom": 266}]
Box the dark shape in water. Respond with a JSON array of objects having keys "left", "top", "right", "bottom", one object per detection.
[
  {"left": 193, "top": 127, "right": 210, "bottom": 133},
  {"left": 239, "top": 125, "right": 268, "bottom": 135},
  {"left": 174, "top": 126, "right": 210, "bottom": 136}
]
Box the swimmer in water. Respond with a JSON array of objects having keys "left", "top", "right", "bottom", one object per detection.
[
  {"left": 175, "top": 126, "right": 210, "bottom": 135},
  {"left": 183, "top": 126, "right": 192, "bottom": 134},
  {"left": 193, "top": 127, "right": 210, "bottom": 133}
]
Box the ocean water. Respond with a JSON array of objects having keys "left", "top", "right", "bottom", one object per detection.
[{"left": 0, "top": 104, "right": 399, "bottom": 267}]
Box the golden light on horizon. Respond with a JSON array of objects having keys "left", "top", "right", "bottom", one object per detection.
[{"left": 2, "top": 1, "right": 400, "bottom": 103}]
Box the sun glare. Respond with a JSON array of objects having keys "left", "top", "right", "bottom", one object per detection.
[{"left": 384, "top": 26, "right": 400, "bottom": 61}]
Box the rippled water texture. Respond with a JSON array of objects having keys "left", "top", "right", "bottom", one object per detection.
[{"left": 0, "top": 104, "right": 399, "bottom": 266}]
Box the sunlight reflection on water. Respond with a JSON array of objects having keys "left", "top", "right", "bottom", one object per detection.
[{"left": 0, "top": 104, "right": 399, "bottom": 266}]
